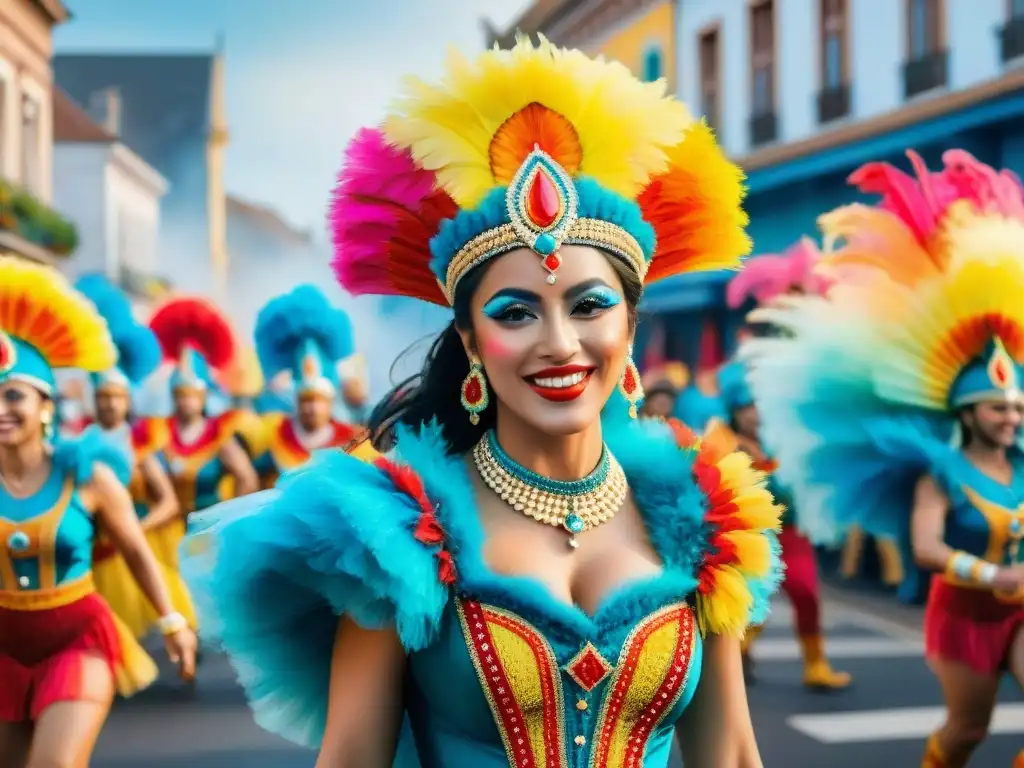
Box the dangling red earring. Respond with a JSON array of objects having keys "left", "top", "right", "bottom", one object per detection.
[
  {"left": 461, "top": 356, "right": 489, "bottom": 425},
  {"left": 619, "top": 353, "right": 643, "bottom": 419}
]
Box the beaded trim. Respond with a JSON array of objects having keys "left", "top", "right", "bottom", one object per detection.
[
  {"left": 442, "top": 218, "right": 647, "bottom": 304},
  {"left": 473, "top": 431, "right": 628, "bottom": 547}
]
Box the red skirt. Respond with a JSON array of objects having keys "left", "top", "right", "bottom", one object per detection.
[
  {"left": 924, "top": 576, "right": 1024, "bottom": 676},
  {"left": 0, "top": 579, "right": 157, "bottom": 722}
]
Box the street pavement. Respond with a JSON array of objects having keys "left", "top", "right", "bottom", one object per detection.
[{"left": 93, "top": 590, "right": 1024, "bottom": 767}]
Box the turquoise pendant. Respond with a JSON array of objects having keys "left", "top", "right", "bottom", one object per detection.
[
  {"left": 564, "top": 512, "right": 585, "bottom": 549},
  {"left": 7, "top": 530, "right": 29, "bottom": 552}
]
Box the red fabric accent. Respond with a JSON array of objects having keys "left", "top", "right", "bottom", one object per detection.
[
  {"left": 779, "top": 525, "right": 821, "bottom": 636},
  {"left": 924, "top": 577, "right": 1024, "bottom": 675},
  {"left": 0, "top": 594, "right": 124, "bottom": 721},
  {"left": 435, "top": 550, "right": 457, "bottom": 585},
  {"left": 374, "top": 458, "right": 457, "bottom": 585}
]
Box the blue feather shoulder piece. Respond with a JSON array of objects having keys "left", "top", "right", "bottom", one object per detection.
[
  {"left": 254, "top": 284, "right": 354, "bottom": 378},
  {"left": 53, "top": 428, "right": 133, "bottom": 486}
]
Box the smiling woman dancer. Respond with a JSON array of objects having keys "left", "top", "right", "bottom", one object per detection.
[
  {"left": 744, "top": 150, "right": 1024, "bottom": 768},
  {"left": 0, "top": 258, "right": 196, "bottom": 768},
  {"left": 182, "top": 37, "right": 783, "bottom": 767}
]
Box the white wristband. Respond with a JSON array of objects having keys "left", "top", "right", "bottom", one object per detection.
[
  {"left": 978, "top": 563, "right": 999, "bottom": 586},
  {"left": 156, "top": 611, "right": 187, "bottom": 636}
]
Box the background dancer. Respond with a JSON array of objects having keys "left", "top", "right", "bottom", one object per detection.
[
  {"left": 717, "top": 359, "right": 850, "bottom": 691},
  {"left": 0, "top": 258, "right": 195, "bottom": 768},
  {"left": 148, "top": 296, "right": 258, "bottom": 517},
  {"left": 74, "top": 274, "right": 191, "bottom": 640},
  {"left": 252, "top": 283, "right": 375, "bottom": 487},
  {"left": 744, "top": 150, "right": 1024, "bottom": 768}
]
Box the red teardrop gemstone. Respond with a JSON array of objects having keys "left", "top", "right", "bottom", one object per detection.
[
  {"left": 622, "top": 364, "right": 637, "bottom": 395},
  {"left": 543, "top": 252, "right": 561, "bottom": 272},
  {"left": 994, "top": 357, "right": 1010, "bottom": 386},
  {"left": 526, "top": 168, "right": 560, "bottom": 228},
  {"left": 464, "top": 374, "right": 482, "bottom": 405}
]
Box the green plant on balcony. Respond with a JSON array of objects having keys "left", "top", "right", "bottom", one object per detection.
[{"left": 0, "top": 180, "right": 79, "bottom": 257}]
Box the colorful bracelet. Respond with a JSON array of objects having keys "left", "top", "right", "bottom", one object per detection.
[
  {"left": 945, "top": 551, "right": 998, "bottom": 585},
  {"left": 156, "top": 611, "right": 188, "bottom": 636}
]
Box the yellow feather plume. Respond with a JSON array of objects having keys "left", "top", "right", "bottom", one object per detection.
[
  {"left": 721, "top": 530, "right": 772, "bottom": 578},
  {"left": 696, "top": 566, "right": 753, "bottom": 638},
  {"left": 384, "top": 35, "right": 692, "bottom": 209},
  {"left": 0, "top": 256, "right": 115, "bottom": 372}
]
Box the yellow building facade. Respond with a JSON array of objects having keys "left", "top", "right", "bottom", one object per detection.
[{"left": 489, "top": 0, "right": 677, "bottom": 93}]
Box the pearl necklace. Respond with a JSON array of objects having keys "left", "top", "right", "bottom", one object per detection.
[{"left": 472, "top": 430, "right": 628, "bottom": 549}]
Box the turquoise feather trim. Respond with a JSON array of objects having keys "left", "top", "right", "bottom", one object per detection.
[
  {"left": 53, "top": 428, "right": 133, "bottom": 486},
  {"left": 181, "top": 450, "right": 447, "bottom": 748},
  {"left": 180, "top": 415, "right": 781, "bottom": 747},
  {"left": 428, "top": 177, "right": 656, "bottom": 285}
]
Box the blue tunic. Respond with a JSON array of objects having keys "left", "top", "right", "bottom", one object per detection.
[{"left": 181, "top": 419, "right": 782, "bottom": 766}]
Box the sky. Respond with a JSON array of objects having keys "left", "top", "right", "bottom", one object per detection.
[{"left": 56, "top": 0, "right": 529, "bottom": 237}]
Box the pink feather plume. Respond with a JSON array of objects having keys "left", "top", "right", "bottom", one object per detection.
[
  {"left": 328, "top": 127, "right": 456, "bottom": 306},
  {"left": 847, "top": 149, "right": 1024, "bottom": 245},
  {"left": 727, "top": 238, "right": 831, "bottom": 308}
]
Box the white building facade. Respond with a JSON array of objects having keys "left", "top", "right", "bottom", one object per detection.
[
  {"left": 674, "top": 0, "right": 1024, "bottom": 254},
  {"left": 52, "top": 89, "right": 168, "bottom": 309}
]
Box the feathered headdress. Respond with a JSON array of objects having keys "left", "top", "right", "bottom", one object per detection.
[
  {"left": 149, "top": 296, "right": 237, "bottom": 394},
  {"left": 744, "top": 149, "right": 1024, "bottom": 544},
  {"left": 0, "top": 258, "right": 115, "bottom": 396},
  {"left": 726, "top": 238, "right": 832, "bottom": 309},
  {"left": 254, "top": 284, "right": 354, "bottom": 398},
  {"left": 75, "top": 273, "right": 161, "bottom": 389},
  {"left": 330, "top": 36, "right": 750, "bottom": 307}
]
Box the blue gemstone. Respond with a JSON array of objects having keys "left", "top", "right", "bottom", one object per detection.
[
  {"left": 534, "top": 233, "right": 557, "bottom": 255},
  {"left": 564, "top": 513, "right": 586, "bottom": 534},
  {"left": 1013, "top": 519, "right": 1022, "bottom": 533},
  {"left": 7, "top": 531, "right": 29, "bottom": 552}
]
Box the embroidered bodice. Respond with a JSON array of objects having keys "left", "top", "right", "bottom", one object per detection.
[
  {"left": 937, "top": 451, "right": 1024, "bottom": 602},
  {"left": 0, "top": 469, "right": 91, "bottom": 592},
  {"left": 158, "top": 412, "right": 241, "bottom": 513},
  {"left": 181, "top": 419, "right": 783, "bottom": 766}
]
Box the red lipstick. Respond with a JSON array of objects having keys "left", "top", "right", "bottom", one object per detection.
[{"left": 524, "top": 365, "right": 595, "bottom": 403}]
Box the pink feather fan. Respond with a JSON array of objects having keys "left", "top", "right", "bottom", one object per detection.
[
  {"left": 329, "top": 128, "right": 457, "bottom": 307},
  {"left": 848, "top": 148, "right": 1024, "bottom": 245},
  {"left": 726, "top": 237, "right": 831, "bottom": 309}
]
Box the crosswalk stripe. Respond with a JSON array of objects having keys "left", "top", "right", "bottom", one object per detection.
[
  {"left": 751, "top": 636, "right": 922, "bottom": 661},
  {"left": 788, "top": 703, "right": 1024, "bottom": 743}
]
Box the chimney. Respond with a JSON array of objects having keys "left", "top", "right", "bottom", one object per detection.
[{"left": 88, "top": 88, "right": 121, "bottom": 137}]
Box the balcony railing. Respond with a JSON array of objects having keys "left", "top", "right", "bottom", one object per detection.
[
  {"left": 902, "top": 50, "right": 948, "bottom": 99},
  {"left": 1000, "top": 16, "right": 1024, "bottom": 63},
  {"left": 816, "top": 83, "right": 850, "bottom": 124},
  {"left": 749, "top": 111, "right": 778, "bottom": 147},
  {"left": 0, "top": 178, "right": 78, "bottom": 260}
]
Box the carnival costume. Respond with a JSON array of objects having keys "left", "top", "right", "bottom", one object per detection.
[
  {"left": 148, "top": 296, "right": 245, "bottom": 517},
  {"left": 717, "top": 356, "right": 850, "bottom": 690},
  {"left": 0, "top": 258, "right": 157, "bottom": 722},
  {"left": 74, "top": 274, "right": 198, "bottom": 637},
  {"left": 218, "top": 344, "right": 269, "bottom": 500},
  {"left": 252, "top": 284, "right": 374, "bottom": 487},
  {"left": 742, "top": 150, "right": 1024, "bottom": 766},
  {"left": 181, "top": 37, "right": 783, "bottom": 766}
]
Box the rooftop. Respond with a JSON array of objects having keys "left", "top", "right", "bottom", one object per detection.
[
  {"left": 486, "top": 0, "right": 577, "bottom": 47},
  {"left": 52, "top": 87, "right": 113, "bottom": 143},
  {"left": 227, "top": 195, "right": 312, "bottom": 248}
]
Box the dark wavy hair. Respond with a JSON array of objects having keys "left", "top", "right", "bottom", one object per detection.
[{"left": 368, "top": 253, "right": 644, "bottom": 455}]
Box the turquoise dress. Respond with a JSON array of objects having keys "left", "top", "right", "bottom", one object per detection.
[{"left": 182, "top": 419, "right": 783, "bottom": 766}]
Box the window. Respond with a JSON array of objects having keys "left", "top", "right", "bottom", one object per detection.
[
  {"left": 642, "top": 46, "right": 663, "bottom": 82},
  {"left": 20, "top": 93, "right": 41, "bottom": 195},
  {"left": 750, "top": 1, "right": 776, "bottom": 116},
  {"left": 699, "top": 27, "right": 721, "bottom": 130},
  {"left": 907, "top": 0, "right": 943, "bottom": 59},
  {"left": 820, "top": 0, "right": 848, "bottom": 88}
]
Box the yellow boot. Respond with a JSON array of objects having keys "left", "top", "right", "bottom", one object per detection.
[
  {"left": 800, "top": 634, "right": 852, "bottom": 691},
  {"left": 921, "top": 733, "right": 947, "bottom": 767},
  {"left": 875, "top": 536, "right": 905, "bottom": 588},
  {"left": 839, "top": 526, "right": 864, "bottom": 579}
]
